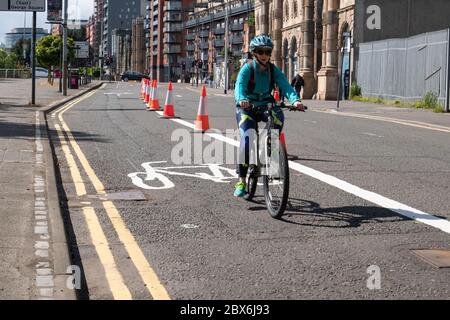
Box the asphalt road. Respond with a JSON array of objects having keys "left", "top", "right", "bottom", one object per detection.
[{"left": 47, "top": 82, "right": 450, "bottom": 300}]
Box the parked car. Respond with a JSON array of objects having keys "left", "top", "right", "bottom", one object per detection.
[
  {"left": 35, "top": 67, "right": 49, "bottom": 78},
  {"left": 120, "top": 71, "right": 149, "bottom": 82}
]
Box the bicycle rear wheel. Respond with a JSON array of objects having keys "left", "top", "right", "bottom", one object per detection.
[
  {"left": 244, "top": 165, "right": 258, "bottom": 201},
  {"left": 263, "top": 140, "right": 289, "bottom": 219}
]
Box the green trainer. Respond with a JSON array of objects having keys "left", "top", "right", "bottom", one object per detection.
[{"left": 234, "top": 181, "right": 246, "bottom": 197}]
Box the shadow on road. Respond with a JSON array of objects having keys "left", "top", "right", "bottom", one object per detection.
[
  {"left": 0, "top": 119, "right": 110, "bottom": 143},
  {"left": 247, "top": 196, "right": 409, "bottom": 228}
]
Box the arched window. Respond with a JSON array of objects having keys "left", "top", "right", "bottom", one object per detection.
[
  {"left": 293, "top": 1, "right": 298, "bottom": 19},
  {"left": 290, "top": 37, "right": 298, "bottom": 80},
  {"left": 283, "top": 39, "right": 289, "bottom": 75},
  {"left": 284, "top": 3, "right": 289, "bottom": 22}
]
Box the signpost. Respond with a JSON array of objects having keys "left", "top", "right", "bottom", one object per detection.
[
  {"left": 75, "top": 41, "right": 89, "bottom": 59},
  {"left": 0, "top": 0, "right": 45, "bottom": 12},
  {"left": 1, "top": 1, "right": 45, "bottom": 104}
]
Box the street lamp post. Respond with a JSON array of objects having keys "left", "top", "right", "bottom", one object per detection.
[
  {"left": 224, "top": 0, "right": 229, "bottom": 94},
  {"left": 62, "top": 0, "right": 68, "bottom": 95}
]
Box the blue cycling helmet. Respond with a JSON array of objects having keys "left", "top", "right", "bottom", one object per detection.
[{"left": 249, "top": 34, "right": 274, "bottom": 53}]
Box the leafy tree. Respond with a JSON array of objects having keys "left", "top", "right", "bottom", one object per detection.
[
  {"left": 11, "top": 38, "right": 31, "bottom": 67},
  {"left": 36, "top": 35, "right": 75, "bottom": 83},
  {"left": 68, "top": 27, "right": 86, "bottom": 41},
  {"left": 0, "top": 49, "right": 18, "bottom": 69}
]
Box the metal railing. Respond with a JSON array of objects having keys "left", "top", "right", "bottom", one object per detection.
[{"left": 0, "top": 69, "right": 31, "bottom": 79}]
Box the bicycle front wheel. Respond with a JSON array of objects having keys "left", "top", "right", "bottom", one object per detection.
[
  {"left": 263, "top": 142, "right": 289, "bottom": 219},
  {"left": 244, "top": 165, "right": 258, "bottom": 201}
]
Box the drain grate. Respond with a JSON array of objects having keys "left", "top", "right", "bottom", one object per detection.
[
  {"left": 87, "top": 190, "right": 147, "bottom": 201},
  {"left": 411, "top": 249, "right": 450, "bottom": 268}
]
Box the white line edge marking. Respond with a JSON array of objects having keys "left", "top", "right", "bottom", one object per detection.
[{"left": 156, "top": 112, "right": 450, "bottom": 235}]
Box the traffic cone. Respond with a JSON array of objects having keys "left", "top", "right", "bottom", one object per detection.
[
  {"left": 149, "top": 80, "right": 161, "bottom": 111},
  {"left": 141, "top": 80, "right": 145, "bottom": 100},
  {"left": 161, "top": 82, "right": 177, "bottom": 118},
  {"left": 195, "top": 86, "right": 209, "bottom": 132},
  {"left": 146, "top": 80, "right": 155, "bottom": 110},
  {"left": 144, "top": 79, "right": 151, "bottom": 105}
]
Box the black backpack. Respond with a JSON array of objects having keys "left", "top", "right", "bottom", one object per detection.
[{"left": 247, "top": 61, "right": 275, "bottom": 96}]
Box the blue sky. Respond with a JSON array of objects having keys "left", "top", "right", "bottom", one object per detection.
[{"left": 0, "top": 0, "right": 94, "bottom": 43}]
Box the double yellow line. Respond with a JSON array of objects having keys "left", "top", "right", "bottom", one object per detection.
[{"left": 52, "top": 86, "right": 170, "bottom": 300}]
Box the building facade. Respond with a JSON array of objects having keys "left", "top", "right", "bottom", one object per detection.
[
  {"left": 255, "top": 0, "right": 355, "bottom": 100},
  {"left": 102, "top": 0, "right": 142, "bottom": 61},
  {"left": 4, "top": 28, "right": 49, "bottom": 49},
  {"left": 184, "top": 0, "right": 255, "bottom": 86}
]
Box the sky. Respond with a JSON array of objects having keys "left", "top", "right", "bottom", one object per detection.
[{"left": 0, "top": 0, "right": 94, "bottom": 44}]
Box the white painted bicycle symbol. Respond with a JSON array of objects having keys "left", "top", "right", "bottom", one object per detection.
[{"left": 128, "top": 161, "right": 238, "bottom": 190}]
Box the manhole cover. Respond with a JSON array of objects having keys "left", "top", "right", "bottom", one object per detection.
[
  {"left": 411, "top": 249, "right": 450, "bottom": 268},
  {"left": 87, "top": 190, "right": 146, "bottom": 201}
]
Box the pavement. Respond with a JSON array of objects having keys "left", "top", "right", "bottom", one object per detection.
[
  {"left": 0, "top": 78, "right": 103, "bottom": 299},
  {"left": 0, "top": 78, "right": 449, "bottom": 300}
]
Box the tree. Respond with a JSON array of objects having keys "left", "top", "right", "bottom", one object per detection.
[
  {"left": 36, "top": 35, "right": 75, "bottom": 83},
  {"left": 68, "top": 27, "right": 86, "bottom": 41},
  {"left": 11, "top": 38, "right": 31, "bottom": 67},
  {"left": 0, "top": 49, "right": 18, "bottom": 69}
]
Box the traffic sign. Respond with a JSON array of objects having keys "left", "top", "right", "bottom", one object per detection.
[
  {"left": 75, "top": 41, "right": 89, "bottom": 59},
  {"left": 0, "top": 0, "right": 46, "bottom": 12}
]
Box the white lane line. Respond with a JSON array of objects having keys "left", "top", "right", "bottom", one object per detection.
[
  {"left": 156, "top": 113, "right": 450, "bottom": 235},
  {"left": 314, "top": 110, "right": 450, "bottom": 134},
  {"left": 362, "top": 132, "right": 383, "bottom": 138},
  {"left": 176, "top": 95, "right": 183, "bottom": 98}
]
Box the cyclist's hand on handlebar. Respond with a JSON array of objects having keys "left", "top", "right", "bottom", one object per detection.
[
  {"left": 239, "top": 100, "right": 250, "bottom": 109},
  {"left": 293, "top": 101, "right": 307, "bottom": 112}
]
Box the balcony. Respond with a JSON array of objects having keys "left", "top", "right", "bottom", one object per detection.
[
  {"left": 230, "top": 23, "right": 244, "bottom": 32},
  {"left": 200, "top": 41, "right": 209, "bottom": 50},
  {"left": 185, "top": 33, "right": 195, "bottom": 41},
  {"left": 231, "top": 37, "right": 243, "bottom": 45},
  {"left": 163, "top": 24, "right": 183, "bottom": 32},
  {"left": 163, "top": 45, "right": 181, "bottom": 54},
  {"left": 153, "top": 0, "right": 158, "bottom": 7},
  {"left": 214, "top": 28, "right": 225, "bottom": 35},
  {"left": 164, "top": 35, "right": 180, "bottom": 44},
  {"left": 186, "top": 45, "right": 195, "bottom": 52},
  {"left": 153, "top": 40, "right": 158, "bottom": 46},
  {"left": 163, "top": 14, "right": 182, "bottom": 22},
  {"left": 233, "top": 50, "right": 243, "bottom": 57},
  {"left": 153, "top": 20, "right": 158, "bottom": 26},
  {"left": 164, "top": 2, "right": 182, "bottom": 11},
  {"left": 214, "top": 39, "right": 224, "bottom": 47},
  {"left": 199, "top": 30, "right": 209, "bottom": 38}
]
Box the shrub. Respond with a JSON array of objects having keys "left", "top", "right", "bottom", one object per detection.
[{"left": 350, "top": 82, "right": 362, "bottom": 99}]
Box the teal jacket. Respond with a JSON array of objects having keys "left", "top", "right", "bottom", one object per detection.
[{"left": 234, "top": 60, "right": 301, "bottom": 106}]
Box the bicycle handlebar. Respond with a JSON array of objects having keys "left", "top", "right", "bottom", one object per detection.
[{"left": 246, "top": 102, "right": 308, "bottom": 112}]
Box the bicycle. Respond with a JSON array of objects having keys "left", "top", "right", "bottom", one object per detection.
[{"left": 242, "top": 101, "right": 307, "bottom": 219}]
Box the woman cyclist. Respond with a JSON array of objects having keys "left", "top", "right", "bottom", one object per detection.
[{"left": 234, "top": 34, "right": 305, "bottom": 197}]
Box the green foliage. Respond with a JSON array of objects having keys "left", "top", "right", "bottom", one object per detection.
[
  {"left": 68, "top": 27, "right": 86, "bottom": 41},
  {"left": 352, "top": 90, "right": 445, "bottom": 112},
  {"left": 36, "top": 35, "right": 75, "bottom": 81},
  {"left": 0, "top": 49, "right": 18, "bottom": 69},
  {"left": 11, "top": 38, "right": 31, "bottom": 67},
  {"left": 349, "top": 81, "right": 362, "bottom": 98},
  {"left": 247, "top": 12, "right": 255, "bottom": 27},
  {"left": 413, "top": 92, "right": 443, "bottom": 111}
]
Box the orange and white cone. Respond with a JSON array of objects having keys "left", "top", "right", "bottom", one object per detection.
[
  {"left": 146, "top": 80, "right": 155, "bottom": 110},
  {"left": 194, "top": 85, "right": 209, "bottom": 132},
  {"left": 161, "top": 82, "right": 177, "bottom": 118},
  {"left": 148, "top": 80, "right": 161, "bottom": 111},
  {"left": 144, "top": 80, "right": 151, "bottom": 105}
]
